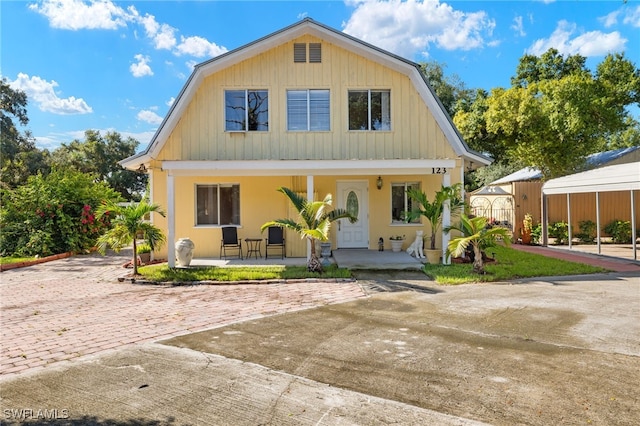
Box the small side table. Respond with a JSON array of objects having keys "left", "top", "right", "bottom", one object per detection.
[{"left": 244, "top": 238, "right": 262, "bottom": 259}]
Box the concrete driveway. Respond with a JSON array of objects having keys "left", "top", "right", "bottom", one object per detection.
[{"left": 0, "top": 252, "right": 638, "bottom": 425}]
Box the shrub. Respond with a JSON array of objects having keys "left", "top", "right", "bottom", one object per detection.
[
  {"left": 576, "top": 220, "right": 597, "bottom": 243},
  {"left": 136, "top": 243, "right": 152, "bottom": 254},
  {"left": 531, "top": 223, "right": 543, "bottom": 245},
  {"left": 603, "top": 219, "right": 632, "bottom": 244},
  {"left": 548, "top": 221, "right": 570, "bottom": 245},
  {"left": 0, "top": 170, "right": 121, "bottom": 257}
]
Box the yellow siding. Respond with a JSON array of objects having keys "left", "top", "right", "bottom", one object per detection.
[
  {"left": 150, "top": 170, "right": 461, "bottom": 259},
  {"left": 157, "top": 34, "right": 457, "bottom": 163}
]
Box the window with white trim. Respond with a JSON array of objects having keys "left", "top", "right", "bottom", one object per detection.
[
  {"left": 391, "top": 182, "right": 420, "bottom": 223},
  {"left": 287, "top": 89, "right": 330, "bottom": 131},
  {"left": 225, "top": 90, "right": 268, "bottom": 131},
  {"left": 348, "top": 90, "right": 391, "bottom": 130},
  {"left": 196, "top": 184, "right": 240, "bottom": 226}
]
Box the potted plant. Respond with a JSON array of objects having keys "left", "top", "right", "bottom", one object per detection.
[
  {"left": 389, "top": 235, "right": 405, "bottom": 252},
  {"left": 406, "top": 183, "right": 465, "bottom": 264},
  {"left": 136, "top": 242, "right": 152, "bottom": 264}
]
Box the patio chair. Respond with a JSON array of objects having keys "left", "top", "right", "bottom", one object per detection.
[
  {"left": 265, "top": 226, "right": 285, "bottom": 259},
  {"left": 220, "top": 226, "right": 243, "bottom": 259}
]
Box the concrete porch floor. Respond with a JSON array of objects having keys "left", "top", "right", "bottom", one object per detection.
[{"left": 188, "top": 248, "right": 425, "bottom": 270}]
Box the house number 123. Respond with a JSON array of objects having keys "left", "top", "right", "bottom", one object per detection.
[{"left": 431, "top": 167, "right": 448, "bottom": 174}]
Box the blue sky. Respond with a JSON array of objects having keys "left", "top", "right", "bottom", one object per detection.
[{"left": 2, "top": 0, "right": 639, "bottom": 151}]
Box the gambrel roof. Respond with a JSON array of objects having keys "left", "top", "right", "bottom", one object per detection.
[{"left": 121, "top": 18, "right": 490, "bottom": 169}]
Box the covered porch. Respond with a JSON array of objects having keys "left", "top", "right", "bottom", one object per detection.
[
  {"left": 188, "top": 248, "right": 425, "bottom": 271},
  {"left": 161, "top": 159, "right": 465, "bottom": 268}
]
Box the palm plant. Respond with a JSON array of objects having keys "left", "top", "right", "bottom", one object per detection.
[
  {"left": 444, "top": 214, "right": 511, "bottom": 274},
  {"left": 406, "top": 183, "right": 465, "bottom": 251},
  {"left": 261, "top": 187, "right": 357, "bottom": 272},
  {"left": 96, "top": 200, "right": 166, "bottom": 275}
]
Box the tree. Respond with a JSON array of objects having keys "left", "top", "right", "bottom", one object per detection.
[
  {"left": 261, "top": 187, "right": 356, "bottom": 273},
  {"left": 0, "top": 78, "right": 49, "bottom": 188},
  {"left": 444, "top": 214, "right": 512, "bottom": 274},
  {"left": 406, "top": 183, "right": 465, "bottom": 251},
  {"left": 0, "top": 169, "right": 120, "bottom": 257},
  {"left": 95, "top": 200, "right": 166, "bottom": 276},
  {"left": 511, "top": 48, "right": 588, "bottom": 88},
  {"left": 454, "top": 49, "right": 640, "bottom": 180},
  {"left": 51, "top": 130, "right": 147, "bottom": 200},
  {"left": 419, "top": 60, "right": 472, "bottom": 118}
]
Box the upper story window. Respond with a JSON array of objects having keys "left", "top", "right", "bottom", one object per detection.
[
  {"left": 348, "top": 90, "right": 391, "bottom": 131},
  {"left": 294, "top": 43, "right": 322, "bottom": 63},
  {"left": 287, "top": 89, "right": 330, "bottom": 131},
  {"left": 391, "top": 182, "right": 420, "bottom": 223},
  {"left": 225, "top": 90, "right": 268, "bottom": 131},
  {"left": 196, "top": 184, "right": 241, "bottom": 226}
]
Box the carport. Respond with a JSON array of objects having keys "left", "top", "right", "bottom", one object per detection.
[{"left": 541, "top": 161, "right": 640, "bottom": 260}]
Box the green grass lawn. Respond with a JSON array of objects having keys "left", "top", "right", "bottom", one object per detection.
[
  {"left": 0, "top": 256, "right": 37, "bottom": 265},
  {"left": 137, "top": 264, "right": 353, "bottom": 282},
  {"left": 424, "top": 245, "right": 607, "bottom": 284},
  {"left": 136, "top": 245, "right": 607, "bottom": 284}
]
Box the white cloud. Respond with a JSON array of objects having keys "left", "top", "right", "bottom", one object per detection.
[
  {"left": 527, "top": 20, "right": 627, "bottom": 57},
  {"left": 622, "top": 5, "right": 640, "bottom": 27},
  {"left": 511, "top": 16, "right": 526, "bottom": 37},
  {"left": 130, "top": 54, "right": 153, "bottom": 77},
  {"left": 185, "top": 60, "right": 198, "bottom": 71},
  {"left": 175, "top": 35, "right": 227, "bottom": 58},
  {"left": 166, "top": 97, "right": 175, "bottom": 107},
  {"left": 29, "top": 0, "right": 130, "bottom": 30},
  {"left": 136, "top": 12, "right": 177, "bottom": 50},
  {"left": 9, "top": 73, "right": 92, "bottom": 115},
  {"left": 31, "top": 1, "right": 227, "bottom": 59},
  {"left": 136, "top": 109, "right": 163, "bottom": 125},
  {"left": 599, "top": 10, "right": 619, "bottom": 28},
  {"left": 342, "top": 0, "right": 495, "bottom": 58}
]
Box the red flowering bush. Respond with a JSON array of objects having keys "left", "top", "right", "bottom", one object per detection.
[{"left": 0, "top": 170, "right": 120, "bottom": 257}]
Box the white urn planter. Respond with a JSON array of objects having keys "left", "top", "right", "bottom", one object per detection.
[
  {"left": 390, "top": 239, "right": 404, "bottom": 253},
  {"left": 175, "top": 238, "right": 195, "bottom": 267}
]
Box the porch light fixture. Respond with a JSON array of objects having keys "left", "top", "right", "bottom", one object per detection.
[{"left": 376, "top": 176, "right": 383, "bottom": 190}]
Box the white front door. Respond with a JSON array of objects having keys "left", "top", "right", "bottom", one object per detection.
[{"left": 336, "top": 181, "right": 368, "bottom": 248}]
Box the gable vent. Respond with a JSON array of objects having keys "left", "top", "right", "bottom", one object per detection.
[
  {"left": 294, "top": 43, "right": 306, "bottom": 63},
  {"left": 309, "top": 43, "right": 322, "bottom": 63}
]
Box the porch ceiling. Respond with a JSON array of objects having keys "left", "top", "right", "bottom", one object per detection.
[{"left": 162, "top": 159, "right": 457, "bottom": 177}]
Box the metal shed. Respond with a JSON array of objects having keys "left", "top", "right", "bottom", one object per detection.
[{"left": 541, "top": 162, "right": 640, "bottom": 260}]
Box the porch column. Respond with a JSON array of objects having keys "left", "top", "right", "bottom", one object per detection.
[
  {"left": 541, "top": 194, "right": 548, "bottom": 246},
  {"left": 567, "top": 193, "right": 572, "bottom": 249},
  {"left": 307, "top": 175, "right": 314, "bottom": 261},
  {"left": 596, "top": 192, "right": 601, "bottom": 255},
  {"left": 167, "top": 173, "right": 175, "bottom": 268},
  {"left": 442, "top": 173, "right": 451, "bottom": 265},
  {"left": 631, "top": 190, "right": 637, "bottom": 261}
]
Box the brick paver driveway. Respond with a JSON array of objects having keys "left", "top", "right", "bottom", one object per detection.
[{"left": 0, "top": 251, "right": 367, "bottom": 377}]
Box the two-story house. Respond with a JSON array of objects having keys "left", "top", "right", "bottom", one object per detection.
[{"left": 120, "top": 18, "right": 491, "bottom": 267}]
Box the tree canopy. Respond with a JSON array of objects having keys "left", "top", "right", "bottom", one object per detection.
[
  {"left": 454, "top": 49, "right": 640, "bottom": 182},
  {"left": 50, "top": 130, "right": 147, "bottom": 201},
  {"left": 0, "top": 79, "right": 50, "bottom": 189}
]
